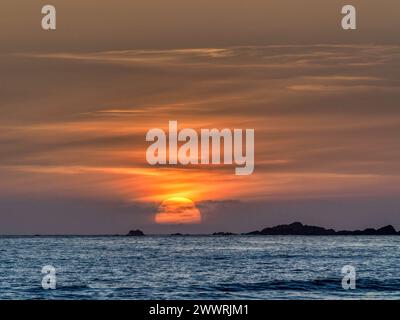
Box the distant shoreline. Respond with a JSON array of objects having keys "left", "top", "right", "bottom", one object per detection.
[
  {"left": 3, "top": 221, "right": 399, "bottom": 237},
  {"left": 127, "top": 222, "right": 400, "bottom": 236}
]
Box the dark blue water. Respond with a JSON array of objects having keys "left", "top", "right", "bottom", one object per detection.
[{"left": 0, "top": 236, "right": 399, "bottom": 299}]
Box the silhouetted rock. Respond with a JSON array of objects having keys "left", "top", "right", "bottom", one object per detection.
[
  {"left": 336, "top": 225, "right": 397, "bottom": 235},
  {"left": 126, "top": 229, "right": 144, "bottom": 236},
  {"left": 376, "top": 225, "right": 397, "bottom": 235},
  {"left": 336, "top": 230, "right": 359, "bottom": 235},
  {"left": 246, "top": 222, "right": 398, "bottom": 236},
  {"left": 363, "top": 228, "right": 378, "bottom": 235},
  {"left": 245, "top": 230, "right": 261, "bottom": 235},
  {"left": 212, "top": 232, "right": 237, "bottom": 236},
  {"left": 253, "top": 222, "right": 335, "bottom": 235}
]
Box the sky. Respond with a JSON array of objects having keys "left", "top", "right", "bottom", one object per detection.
[{"left": 0, "top": 1, "right": 400, "bottom": 234}]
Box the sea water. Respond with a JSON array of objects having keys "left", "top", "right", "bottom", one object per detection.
[{"left": 0, "top": 235, "right": 399, "bottom": 299}]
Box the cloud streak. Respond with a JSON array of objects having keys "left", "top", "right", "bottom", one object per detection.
[{"left": 1, "top": 45, "right": 400, "bottom": 216}]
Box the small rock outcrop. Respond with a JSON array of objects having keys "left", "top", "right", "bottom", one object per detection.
[
  {"left": 126, "top": 229, "right": 144, "bottom": 236},
  {"left": 212, "top": 232, "right": 237, "bottom": 236}
]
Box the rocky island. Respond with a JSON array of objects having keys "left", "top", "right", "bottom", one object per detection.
[{"left": 246, "top": 222, "right": 399, "bottom": 236}]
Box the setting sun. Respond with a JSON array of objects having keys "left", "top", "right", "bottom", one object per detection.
[{"left": 155, "top": 197, "right": 201, "bottom": 224}]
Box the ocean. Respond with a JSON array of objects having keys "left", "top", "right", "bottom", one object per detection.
[{"left": 0, "top": 235, "right": 399, "bottom": 299}]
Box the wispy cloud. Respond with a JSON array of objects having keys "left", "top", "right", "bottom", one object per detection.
[{"left": 2, "top": 45, "right": 400, "bottom": 204}]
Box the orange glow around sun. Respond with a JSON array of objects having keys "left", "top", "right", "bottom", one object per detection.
[{"left": 155, "top": 197, "right": 201, "bottom": 224}]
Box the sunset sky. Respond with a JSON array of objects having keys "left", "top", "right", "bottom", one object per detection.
[{"left": 1, "top": 1, "right": 400, "bottom": 234}]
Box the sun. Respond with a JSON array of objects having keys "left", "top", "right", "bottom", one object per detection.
[{"left": 155, "top": 197, "right": 201, "bottom": 224}]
